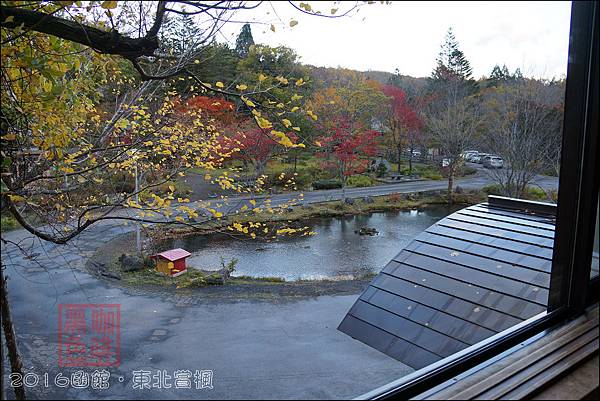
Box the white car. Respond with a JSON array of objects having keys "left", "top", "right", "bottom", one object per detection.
[
  {"left": 461, "top": 150, "right": 479, "bottom": 161},
  {"left": 483, "top": 156, "right": 504, "bottom": 169},
  {"left": 474, "top": 153, "right": 490, "bottom": 164}
]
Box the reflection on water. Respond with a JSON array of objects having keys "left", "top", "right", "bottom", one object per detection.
[{"left": 160, "top": 205, "right": 461, "bottom": 281}]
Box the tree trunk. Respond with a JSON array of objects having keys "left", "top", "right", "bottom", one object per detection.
[
  {"left": 447, "top": 165, "right": 454, "bottom": 205},
  {"left": 397, "top": 144, "right": 402, "bottom": 173},
  {"left": 293, "top": 155, "right": 297, "bottom": 174},
  {"left": 1, "top": 268, "right": 26, "bottom": 400}
]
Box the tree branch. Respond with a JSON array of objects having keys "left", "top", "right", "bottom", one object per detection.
[{"left": 1, "top": 5, "right": 162, "bottom": 58}]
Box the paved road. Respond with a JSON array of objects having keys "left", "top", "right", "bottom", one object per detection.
[
  {"left": 193, "top": 165, "right": 559, "bottom": 216},
  {"left": 0, "top": 168, "right": 558, "bottom": 399}
]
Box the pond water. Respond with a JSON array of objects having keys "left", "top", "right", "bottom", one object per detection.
[{"left": 162, "top": 205, "right": 462, "bottom": 281}]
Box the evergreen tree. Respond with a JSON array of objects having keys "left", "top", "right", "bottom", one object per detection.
[
  {"left": 235, "top": 23, "right": 255, "bottom": 58},
  {"left": 487, "top": 64, "right": 525, "bottom": 87},
  {"left": 431, "top": 27, "right": 473, "bottom": 82},
  {"left": 160, "top": 13, "right": 202, "bottom": 55},
  {"left": 488, "top": 64, "right": 511, "bottom": 87}
]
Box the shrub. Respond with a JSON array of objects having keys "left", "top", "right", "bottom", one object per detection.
[
  {"left": 459, "top": 166, "right": 478, "bottom": 176},
  {"left": 312, "top": 179, "right": 342, "bottom": 190},
  {"left": 346, "top": 175, "right": 373, "bottom": 188},
  {"left": 375, "top": 162, "right": 388, "bottom": 177},
  {"left": 387, "top": 193, "right": 402, "bottom": 202},
  {"left": 482, "top": 184, "right": 548, "bottom": 201},
  {"left": 412, "top": 164, "right": 444, "bottom": 180},
  {"left": 525, "top": 186, "right": 548, "bottom": 201},
  {"left": 482, "top": 183, "right": 503, "bottom": 195}
]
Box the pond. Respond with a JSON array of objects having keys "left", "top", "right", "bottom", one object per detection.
[{"left": 161, "top": 205, "right": 463, "bottom": 281}]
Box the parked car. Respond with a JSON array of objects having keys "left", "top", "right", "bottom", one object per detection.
[
  {"left": 461, "top": 150, "right": 479, "bottom": 162},
  {"left": 474, "top": 153, "right": 490, "bottom": 163},
  {"left": 483, "top": 156, "right": 504, "bottom": 169}
]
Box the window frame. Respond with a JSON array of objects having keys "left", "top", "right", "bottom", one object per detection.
[{"left": 358, "top": 1, "right": 599, "bottom": 399}]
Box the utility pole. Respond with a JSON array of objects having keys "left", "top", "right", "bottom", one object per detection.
[{"left": 134, "top": 163, "right": 141, "bottom": 255}]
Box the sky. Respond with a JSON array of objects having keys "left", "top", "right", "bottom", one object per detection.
[{"left": 218, "top": 1, "right": 572, "bottom": 79}]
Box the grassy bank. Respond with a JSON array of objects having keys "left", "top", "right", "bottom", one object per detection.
[{"left": 91, "top": 244, "right": 291, "bottom": 289}]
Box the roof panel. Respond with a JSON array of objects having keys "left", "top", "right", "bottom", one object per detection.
[
  {"left": 339, "top": 201, "right": 555, "bottom": 369},
  {"left": 370, "top": 274, "right": 522, "bottom": 331},
  {"left": 427, "top": 225, "right": 554, "bottom": 259},
  {"left": 447, "top": 214, "right": 554, "bottom": 239},
  {"left": 472, "top": 204, "right": 556, "bottom": 224},
  {"left": 385, "top": 260, "right": 549, "bottom": 307},
  {"left": 417, "top": 231, "right": 552, "bottom": 270},
  {"left": 436, "top": 219, "right": 554, "bottom": 248},
  {"left": 403, "top": 242, "right": 550, "bottom": 288}
]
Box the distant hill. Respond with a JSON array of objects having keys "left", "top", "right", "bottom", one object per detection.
[{"left": 307, "top": 65, "right": 428, "bottom": 93}]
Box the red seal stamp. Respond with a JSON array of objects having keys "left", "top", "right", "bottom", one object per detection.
[{"left": 58, "top": 304, "right": 120, "bottom": 367}]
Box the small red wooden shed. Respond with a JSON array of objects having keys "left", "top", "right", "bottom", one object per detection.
[{"left": 151, "top": 248, "right": 191, "bottom": 277}]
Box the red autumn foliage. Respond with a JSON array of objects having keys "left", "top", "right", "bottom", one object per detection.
[
  {"left": 176, "top": 95, "right": 237, "bottom": 125},
  {"left": 221, "top": 125, "right": 300, "bottom": 173},
  {"left": 316, "top": 117, "right": 380, "bottom": 182},
  {"left": 382, "top": 85, "right": 422, "bottom": 132}
]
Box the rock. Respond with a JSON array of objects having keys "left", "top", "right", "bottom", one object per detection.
[
  {"left": 363, "top": 196, "right": 375, "bottom": 204},
  {"left": 355, "top": 227, "right": 379, "bottom": 236},
  {"left": 91, "top": 261, "right": 106, "bottom": 270},
  {"left": 205, "top": 274, "right": 225, "bottom": 285},
  {"left": 255, "top": 247, "right": 267, "bottom": 252},
  {"left": 344, "top": 197, "right": 355, "bottom": 205},
  {"left": 101, "top": 271, "right": 121, "bottom": 280},
  {"left": 119, "top": 254, "right": 144, "bottom": 272}
]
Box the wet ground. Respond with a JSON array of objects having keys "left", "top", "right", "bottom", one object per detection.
[{"left": 1, "top": 221, "right": 411, "bottom": 400}]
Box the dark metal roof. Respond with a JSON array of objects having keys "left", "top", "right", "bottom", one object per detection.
[{"left": 338, "top": 198, "right": 557, "bottom": 369}]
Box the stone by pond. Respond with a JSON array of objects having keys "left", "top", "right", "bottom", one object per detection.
[{"left": 158, "top": 205, "right": 462, "bottom": 282}]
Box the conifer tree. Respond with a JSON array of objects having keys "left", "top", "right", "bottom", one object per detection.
[
  {"left": 431, "top": 28, "right": 474, "bottom": 82},
  {"left": 235, "top": 23, "right": 255, "bottom": 58}
]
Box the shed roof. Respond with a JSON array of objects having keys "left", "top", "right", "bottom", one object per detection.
[
  {"left": 153, "top": 248, "right": 191, "bottom": 261},
  {"left": 338, "top": 198, "right": 557, "bottom": 369}
]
